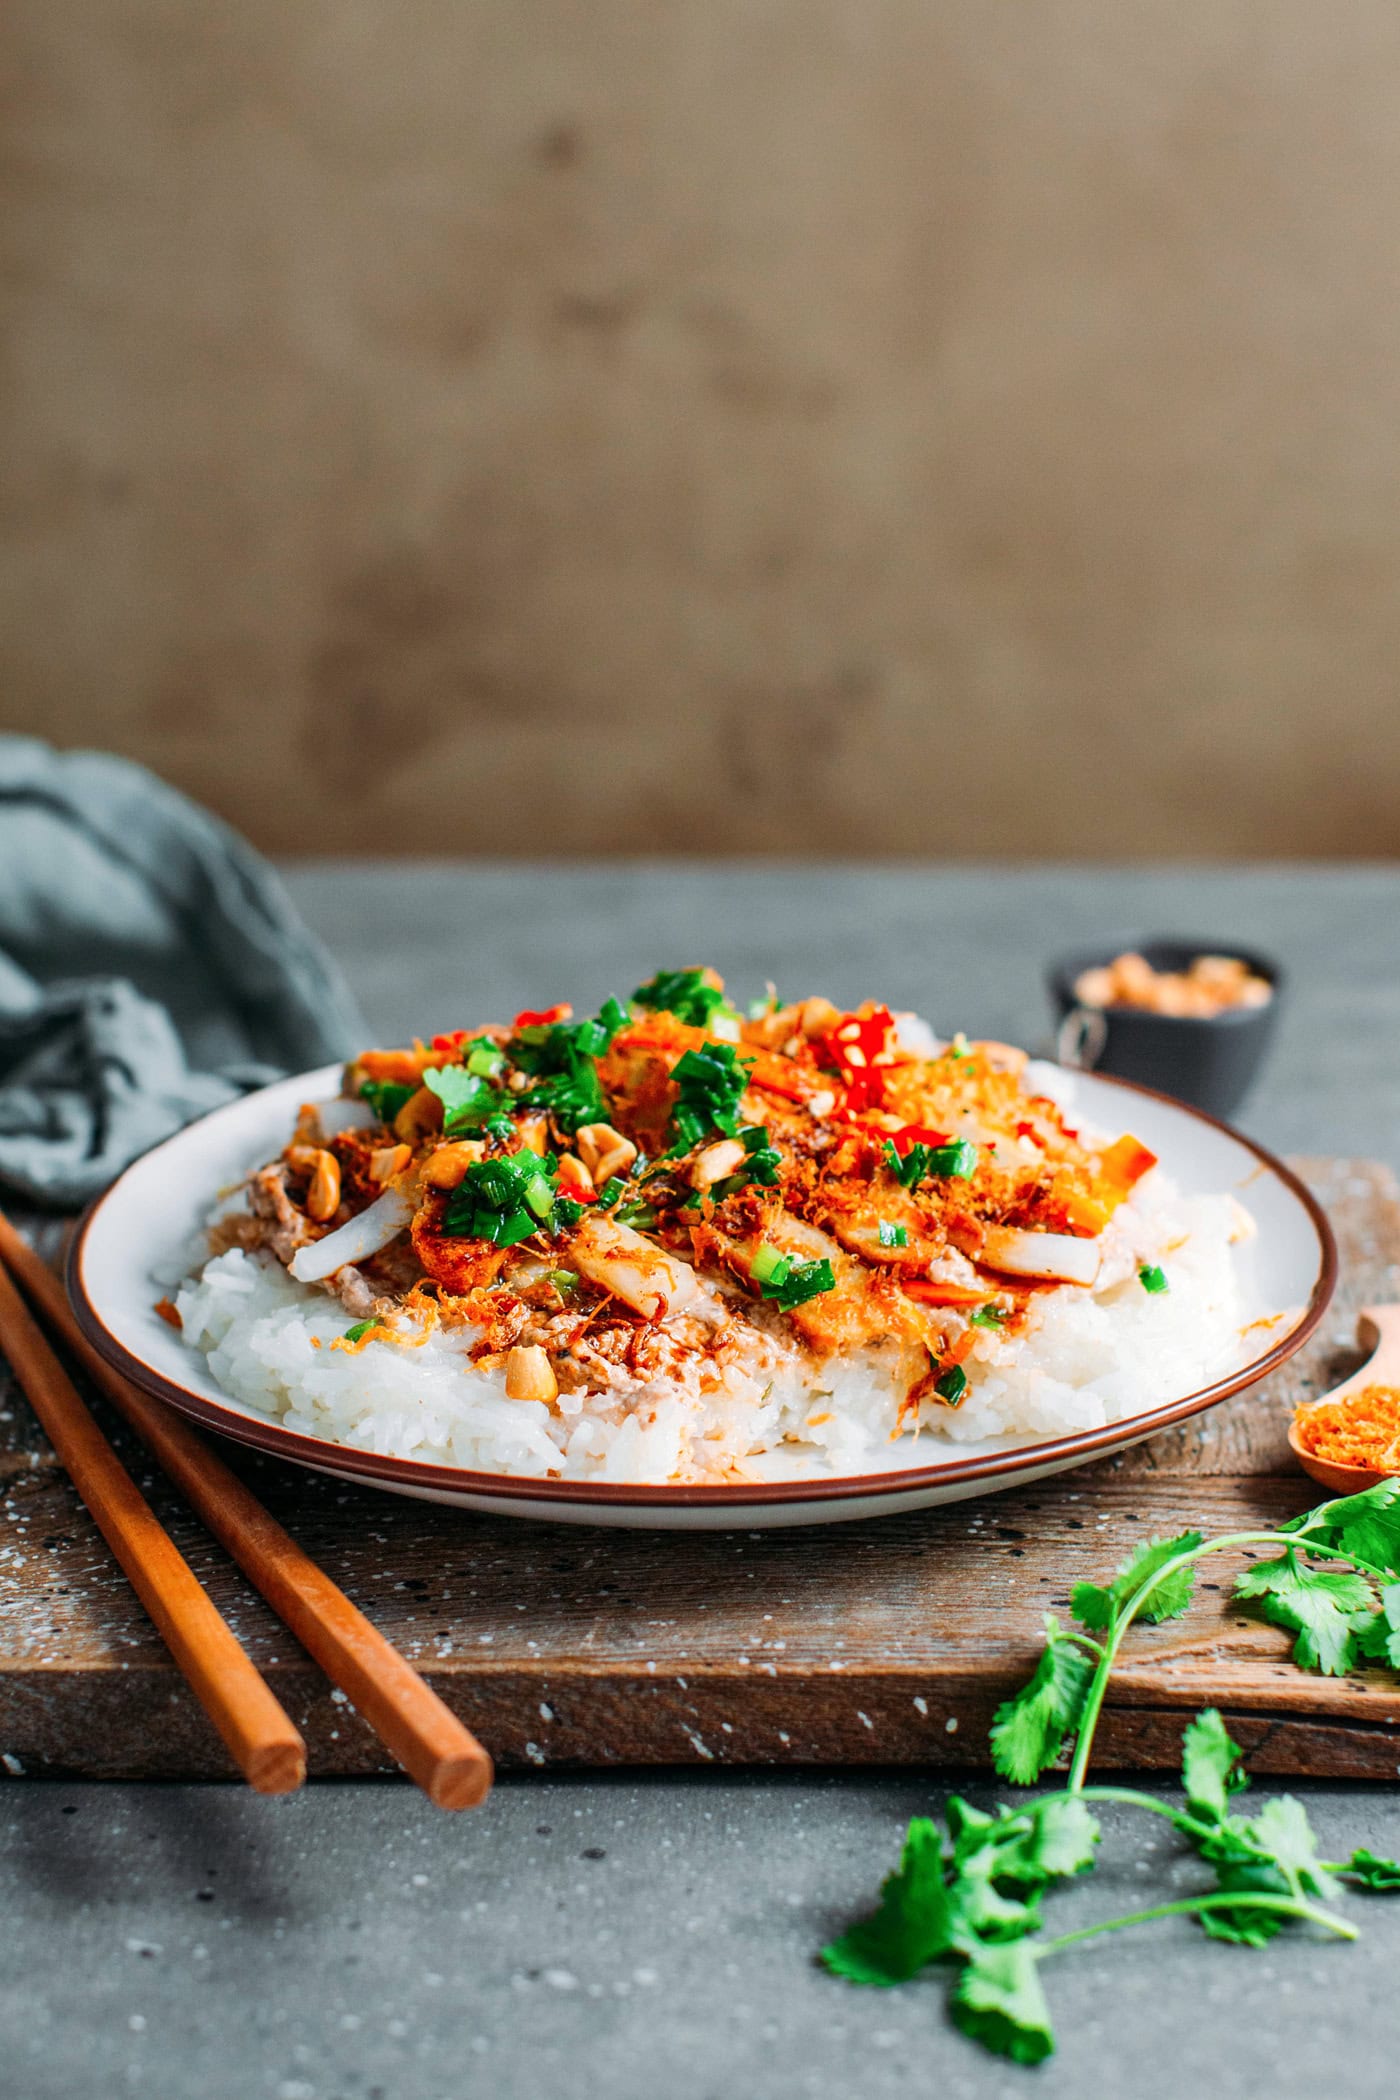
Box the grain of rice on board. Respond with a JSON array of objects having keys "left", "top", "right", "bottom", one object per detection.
[{"left": 172, "top": 971, "right": 1263, "bottom": 1484}]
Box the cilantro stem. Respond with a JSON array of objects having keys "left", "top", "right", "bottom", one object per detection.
[
  {"left": 1037, "top": 1891, "right": 1357, "bottom": 1955},
  {"left": 1066, "top": 1527, "right": 1397, "bottom": 1793}
]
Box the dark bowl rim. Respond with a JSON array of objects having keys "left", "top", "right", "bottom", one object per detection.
[{"left": 66, "top": 1067, "right": 1336, "bottom": 1513}]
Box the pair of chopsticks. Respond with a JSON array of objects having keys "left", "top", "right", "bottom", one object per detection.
[{"left": 0, "top": 1209, "right": 492, "bottom": 1806}]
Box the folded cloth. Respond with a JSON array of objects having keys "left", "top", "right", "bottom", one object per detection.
[{"left": 0, "top": 737, "right": 363, "bottom": 1206}]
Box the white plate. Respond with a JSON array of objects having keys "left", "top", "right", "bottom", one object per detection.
[{"left": 69, "top": 1064, "right": 1334, "bottom": 1529}]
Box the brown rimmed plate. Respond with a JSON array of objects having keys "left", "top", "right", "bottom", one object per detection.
[{"left": 68, "top": 1063, "right": 1335, "bottom": 1529}]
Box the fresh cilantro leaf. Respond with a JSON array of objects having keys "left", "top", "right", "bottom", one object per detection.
[
  {"left": 820, "top": 1819, "right": 960, "bottom": 1985},
  {"left": 1071, "top": 1531, "right": 1203, "bottom": 1632},
  {"left": 1180, "top": 1708, "right": 1248, "bottom": 1824},
  {"left": 359, "top": 1079, "right": 415, "bottom": 1125},
  {"left": 1234, "top": 1551, "right": 1374, "bottom": 1675},
  {"left": 990, "top": 1617, "right": 1097, "bottom": 1785},
  {"left": 1349, "top": 1580, "right": 1400, "bottom": 1667},
  {"left": 950, "top": 1941, "right": 1055, "bottom": 2066},
  {"left": 968, "top": 1303, "right": 1005, "bottom": 1330},
  {"left": 949, "top": 1796, "right": 1100, "bottom": 1888},
  {"left": 1198, "top": 1872, "right": 1289, "bottom": 1946},
  {"left": 1246, "top": 1795, "right": 1338, "bottom": 1901},
  {"left": 422, "top": 1063, "right": 498, "bottom": 1135},
  {"left": 950, "top": 1857, "right": 1042, "bottom": 1943},
  {"left": 1287, "top": 1479, "right": 1400, "bottom": 1577},
  {"left": 343, "top": 1319, "right": 381, "bottom": 1344},
  {"left": 1344, "top": 1848, "right": 1400, "bottom": 1891}
]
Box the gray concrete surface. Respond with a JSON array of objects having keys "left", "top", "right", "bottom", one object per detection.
[{"left": 6, "top": 862, "right": 1400, "bottom": 2098}]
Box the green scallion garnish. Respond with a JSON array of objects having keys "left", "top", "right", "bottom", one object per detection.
[
  {"left": 935, "top": 1363, "right": 968, "bottom": 1405},
  {"left": 878, "top": 1221, "right": 909, "bottom": 1249},
  {"left": 1138, "top": 1264, "right": 1169, "bottom": 1294}
]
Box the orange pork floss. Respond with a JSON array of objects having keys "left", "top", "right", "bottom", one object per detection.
[{"left": 1292, "top": 1385, "right": 1400, "bottom": 1474}]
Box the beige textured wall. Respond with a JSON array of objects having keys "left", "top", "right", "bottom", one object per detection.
[{"left": 4, "top": 3, "right": 1400, "bottom": 858}]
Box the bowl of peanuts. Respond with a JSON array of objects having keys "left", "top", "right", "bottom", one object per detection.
[{"left": 1048, "top": 939, "right": 1283, "bottom": 1121}]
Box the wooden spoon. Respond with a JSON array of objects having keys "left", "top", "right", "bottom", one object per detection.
[{"left": 1288, "top": 1304, "right": 1400, "bottom": 1493}]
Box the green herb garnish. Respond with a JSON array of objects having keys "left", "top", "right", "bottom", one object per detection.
[
  {"left": 508, "top": 997, "right": 628, "bottom": 1133},
  {"left": 666, "top": 1042, "right": 754, "bottom": 1154},
  {"left": 935, "top": 1363, "right": 967, "bottom": 1405},
  {"left": 878, "top": 1221, "right": 909, "bottom": 1249},
  {"left": 884, "top": 1137, "right": 979, "bottom": 1187},
  {"left": 820, "top": 1479, "right": 1400, "bottom": 2063},
  {"left": 441, "top": 1151, "right": 575, "bottom": 1247},
  {"left": 969, "top": 1304, "right": 1006, "bottom": 1330},
  {"left": 358, "top": 1079, "right": 415, "bottom": 1125},
  {"left": 1138, "top": 1264, "right": 1169, "bottom": 1294},
  {"left": 633, "top": 967, "right": 731, "bottom": 1030},
  {"left": 343, "top": 1319, "right": 382, "bottom": 1344},
  {"left": 421, "top": 1063, "right": 500, "bottom": 1135},
  {"left": 749, "top": 1245, "right": 835, "bottom": 1309}
]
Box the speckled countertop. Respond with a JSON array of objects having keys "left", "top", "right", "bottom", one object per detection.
[{"left": 4, "top": 863, "right": 1400, "bottom": 2100}]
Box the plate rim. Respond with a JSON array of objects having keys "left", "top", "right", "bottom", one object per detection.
[{"left": 66, "top": 1069, "right": 1337, "bottom": 1510}]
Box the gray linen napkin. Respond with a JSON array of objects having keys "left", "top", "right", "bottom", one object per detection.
[{"left": 0, "top": 737, "right": 363, "bottom": 1206}]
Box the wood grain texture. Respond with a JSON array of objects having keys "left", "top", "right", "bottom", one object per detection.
[
  {"left": 6, "top": 6, "right": 1400, "bottom": 859},
  {"left": 2, "top": 1157, "right": 1397, "bottom": 1780}
]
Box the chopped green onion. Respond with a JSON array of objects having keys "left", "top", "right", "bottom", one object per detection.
[
  {"left": 751, "top": 1244, "right": 791, "bottom": 1288},
  {"left": 883, "top": 1136, "right": 979, "bottom": 1187},
  {"left": 765, "top": 1257, "right": 836, "bottom": 1310},
  {"left": 935, "top": 1363, "right": 968, "bottom": 1405},
  {"left": 551, "top": 1197, "right": 584, "bottom": 1232},
  {"left": 359, "top": 1079, "right": 415, "bottom": 1125},
  {"left": 612, "top": 1197, "right": 659, "bottom": 1230},
  {"left": 466, "top": 1040, "right": 505, "bottom": 1078},
  {"left": 878, "top": 1221, "right": 909, "bottom": 1249},
  {"left": 666, "top": 1042, "right": 754, "bottom": 1153},
  {"left": 523, "top": 1173, "right": 556, "bottom": 1221},
  {"left": 506, "top": 998, "right": 628, "bottom": 1132},
  {"left": 1138, "top": 1264, "right": 1169, "bottom": 1294},
  {"left": 750, "top": 1245, "right": 836, "bottom": 1309},
  {"left": 343, "top": 1318, "right": 381, "bottom": 1344},
  {"left": 549, "top": 1268, "right": 579, "bottom": 1292},
  {"left": 968, "top": 1303, "right": 1006, "bottom": 1330},
  {"left": 633, "top": 967, "right": 728, "bottom": 1029}
]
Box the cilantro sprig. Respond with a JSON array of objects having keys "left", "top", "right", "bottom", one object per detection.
[{"left": 821, "top": 1479, "right": 1400, "bottom": 2064}]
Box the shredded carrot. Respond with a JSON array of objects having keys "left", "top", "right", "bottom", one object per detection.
[
  {"left": 1293, "top": 1385, "right": 1400, "bottom": 1473},
  {"left": 153, "top": 1297, "right": 182, "bottom": 1330}
]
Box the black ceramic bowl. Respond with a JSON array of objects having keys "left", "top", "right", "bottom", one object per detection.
[{"left": 1047, "top": 938, "right": 1284, "bottom": 1121}]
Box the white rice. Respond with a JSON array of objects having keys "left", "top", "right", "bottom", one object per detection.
[{"left": 173, "top": 1167, "right": 1251, "bottom": 1483}]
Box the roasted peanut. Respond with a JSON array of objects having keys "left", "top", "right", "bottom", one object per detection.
[
  {"left": 393, "top": 1085, "right": 443, "bottom": 1144},
  {"left": 575, "top": 1122, "right": 638, "bottom": 1185},
  {"left": 690, "top": 1138, "right": 746, "bottom": 1190},
  {"left": 422, "top": 1139, "right": 486, "bottom": 1190},
  {"left": 504, "top": 1344, "right": 558, "bottom": 1403},
  {"left": 304, "top": 1150, "right": 341, "bottom": 1222},
  {"left": 516, "top": 1115, "right": 550, "bottom": 1156},
  {"left": 369, "top": 1142, "right": 413, "bottom": 1184},
  {"left": 557, "top": 1154, "right": 596, "bottom": 1197}
]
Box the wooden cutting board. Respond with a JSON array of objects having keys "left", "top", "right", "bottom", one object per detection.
[{"left": 3, "top": 1158, "right": 1399, "bottom": 1783}]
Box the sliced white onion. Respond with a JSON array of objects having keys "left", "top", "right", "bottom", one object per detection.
[
  {"left": 571, "top": 1213, "right": 704, "bottom": 1320},
  {"left": 314, "top": 1096, "right": 379, "bottom": 1139},
  {"left": 289, "top": 1187, "right": 415, "bottom": 1283},
  {"left": 979, "top": 1226, "right": 1101, "bottom": 1287}
]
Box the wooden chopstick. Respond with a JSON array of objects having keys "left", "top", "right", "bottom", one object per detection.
[
  {"left": 0, "top": 1211, "right": 492, "bottom": 1810},
  {"left": 0, "top": 1252, "right": 306, "bottom": 1794}
]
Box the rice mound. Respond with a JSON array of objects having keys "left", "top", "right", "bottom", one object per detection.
[{"left": 173, "top": 1168, "right": 1248, "bottom": 1484}]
